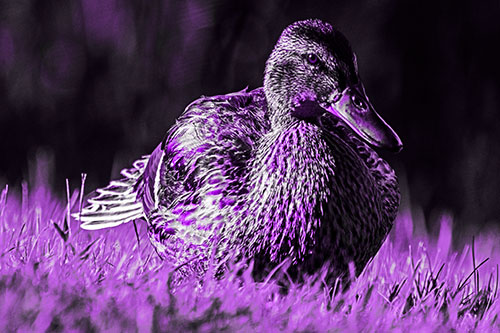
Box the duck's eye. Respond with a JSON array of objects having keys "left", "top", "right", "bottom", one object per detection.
[
  {"left": 351, "top": 94, "right": 367, "bottom": 110},
  {"left": 307, "top": 54, "right": 319, "bottom": 65}
]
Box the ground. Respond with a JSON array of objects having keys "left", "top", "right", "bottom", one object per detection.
[{"left": 0, "top": 181, "right": 498, "bottom": 332}]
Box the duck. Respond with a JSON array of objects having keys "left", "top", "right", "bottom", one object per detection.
[{"left": 74, "top": 19, "right": 403, "bottom": 284}]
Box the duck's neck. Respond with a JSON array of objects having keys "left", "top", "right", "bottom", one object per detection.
[{"left": 245, "top": 120, "right": 336, "bottom": 261}]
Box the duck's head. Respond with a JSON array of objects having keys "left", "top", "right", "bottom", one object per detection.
[{"left": 264, "top": 19, "right": 402, "bottom": 152}]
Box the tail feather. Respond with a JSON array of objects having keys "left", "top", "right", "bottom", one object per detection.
[{"left": 73, "top": 156, "right": 150, "bottom": 230}]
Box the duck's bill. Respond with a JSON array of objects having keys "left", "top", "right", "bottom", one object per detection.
[{"left": 322, "top": 84, "right": 403, "bottom": 152}]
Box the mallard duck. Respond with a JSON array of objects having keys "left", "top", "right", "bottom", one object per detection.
[{"left": 74, "top": 19, "right": 402, "bottom": 282}]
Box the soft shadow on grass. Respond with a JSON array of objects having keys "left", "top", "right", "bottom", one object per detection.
[{"left": 0, "top": 182, "right": 499, "bottom": 331}]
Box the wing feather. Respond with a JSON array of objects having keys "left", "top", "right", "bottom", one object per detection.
[{"left": 73, "top": 155, "right": 150, "bottom": 230}]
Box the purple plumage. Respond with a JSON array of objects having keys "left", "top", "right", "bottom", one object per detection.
[{"left": 74, "top": 19, "right": 402, "bottom": 283}]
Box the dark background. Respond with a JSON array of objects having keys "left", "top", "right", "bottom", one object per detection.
[{"left": 1, "top": 0, "right": 499, "bottom": 237}]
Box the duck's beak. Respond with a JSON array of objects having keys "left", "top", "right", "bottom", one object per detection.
[{"left": 322, "top": 83, "right": 403, "bottom": 152}]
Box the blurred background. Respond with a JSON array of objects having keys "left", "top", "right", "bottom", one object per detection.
[{"left": 0, "top": 0, "right": 499, "bottom": 238}]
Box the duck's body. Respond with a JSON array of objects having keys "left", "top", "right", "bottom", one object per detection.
[{"left": 76, "top": 19, "right": 402, "bottom": 282}]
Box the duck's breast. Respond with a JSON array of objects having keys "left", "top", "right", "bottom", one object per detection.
[{"left": 311, "top": 131, "right": 391, "bottom": 275}]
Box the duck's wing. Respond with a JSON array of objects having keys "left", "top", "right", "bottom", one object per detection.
[
  {"left": 73, "top": 155, "right": 149, "bottom": 230},
  {"left": 139, "top": 88, "right": 270, "bottom": 225},
  {"left": 74, "top": 88, "right": 269, "bottom": 231},
  {"left": 74, "top": 138, "right": 166, "bottom": 230}
]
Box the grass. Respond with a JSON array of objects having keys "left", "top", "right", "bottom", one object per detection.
[{"left": 0, "top": 179, "right": 499, "bottom": 332}]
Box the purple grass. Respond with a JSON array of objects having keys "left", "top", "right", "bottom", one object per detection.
[{"left": 0, "top": 181, "right": 499, "bottom": 331}]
